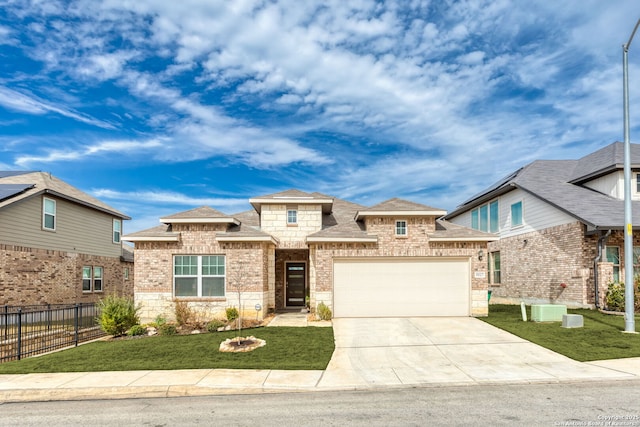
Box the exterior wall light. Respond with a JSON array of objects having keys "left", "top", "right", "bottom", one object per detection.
[{"left": 477, "top": 250, "right": 484, "bottom": 261}]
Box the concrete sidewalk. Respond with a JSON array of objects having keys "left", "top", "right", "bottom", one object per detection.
[{"left": 1, "top": 315, "right": 640, "bottom": 403}]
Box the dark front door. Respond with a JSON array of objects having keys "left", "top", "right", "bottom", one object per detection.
[{"left": 286, "top": 262, "right": 306, "bottom": 307}]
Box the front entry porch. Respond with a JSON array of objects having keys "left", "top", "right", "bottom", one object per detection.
[{"left": 275, "top": 249, "right": 309, "bottom": 310}]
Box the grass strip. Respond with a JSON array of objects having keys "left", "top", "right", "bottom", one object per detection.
[
  {"left": 480, "top": 304, "right": 640, "bottom": 362},
  {"left": 0, "top": 327, "right": 335, "bottom": 374}
]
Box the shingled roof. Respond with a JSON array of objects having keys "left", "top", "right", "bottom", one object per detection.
[
  {"left": 126, "top": 191, "right": 491, "bottom": 244},
  {"left": 445, "top": 142, "right": 640, "bottom": 230},
  {"left": 0, "top": 171, "right": 130, "bottom": 219}
]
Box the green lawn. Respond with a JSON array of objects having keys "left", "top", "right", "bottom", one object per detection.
[
  {"left": 0, "top": 327, "right": 335, "bottom": 374},
  {"left": 481, "top": 304, "right": 640, "bottom": 362}
]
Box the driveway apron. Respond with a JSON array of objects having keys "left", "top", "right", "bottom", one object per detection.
[{"left": 319, "top": 317, "right": 633, "bottom": 388}]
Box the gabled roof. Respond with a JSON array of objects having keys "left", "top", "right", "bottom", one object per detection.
[
  {"left": 444, "top": 142, "right": 640, "bottom": 230},
  {"left": 355, "top": 198, "right": 447, "bottom": 220},
  {"left": 159, "top": 206, "right": 239, "bottom": 225},
  {"left": 307, "top": 195, "right": 376, "bottom": 243},
  {"left": 122, "top": 224, "right": 181, "bottom": 242},
  {"left": 250, "top": 189, "right": 333, "bottom": 214},
  {"left": 569, "top": 141, "right": 640, "bottom": 184},
  {"left": 0, "top": 171, "right": 130, "bottom": 219}
]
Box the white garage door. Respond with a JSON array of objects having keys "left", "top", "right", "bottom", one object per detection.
[{"left": 333, "top": 257, "right": 470, "bottom": 317}]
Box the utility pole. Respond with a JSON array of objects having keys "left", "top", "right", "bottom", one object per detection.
[{"left": 622, "top": 18, "right": 640, "bottom": 333}]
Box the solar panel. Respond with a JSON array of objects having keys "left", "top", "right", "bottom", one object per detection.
[{"left": 0, "top": 184, "right": 35, "bottom": 201}]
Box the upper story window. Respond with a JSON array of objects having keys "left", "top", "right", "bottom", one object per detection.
[
  {"left": 471, "top": 200, "right": 499, "bottom": 233},
  {"left": 43, "top": 197, "right": 56, "bottom": 231},
  {"left": 511, "top": 201, "right": 523, "bottom": 228},
  {"left": 287, "top": 209, "right": 297, "bottom": 225},
  {"left": 113, "top": 219, "right": 122, "bottom": 243},
  {"left": 395, "top": 220, "right": 407, "bottom": 236}
]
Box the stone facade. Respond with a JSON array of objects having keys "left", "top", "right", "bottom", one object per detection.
[
  {"left": 486, "top": 221, "right": 638, "bottom": 308},
  {"left": 260, "top": 204, "right": 322, "bottom": 248},
  {"left": 0, "top": 243, "right": 133, "bottom": 306}
]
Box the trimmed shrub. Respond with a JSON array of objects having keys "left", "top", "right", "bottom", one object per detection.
[
  {"left": 97, "top": 295, "right": 140, "bottom": 337},
  {"left": 226, "top": 307, "right": 239, "bottom": 322},
  {"left": 605, "top": 282, "right": 625, "bottom": 312},
  {"left": 317, "top": 302, "right": 332, "bottom": 321},
  {"left": 158, "top": 323, "right": 177, "bottom": 336},
  {"left": 127, "top": 324, "right": 147, "bottom": 336},
  {"left": 151, "top": 315, "right": 167, "bottom": 328},
  {"left": 207, "top": 319, "right": 226, "bottom": 333}
]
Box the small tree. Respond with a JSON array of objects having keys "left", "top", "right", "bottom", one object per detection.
[{"left": 227, "top": 258, "right": 253, "bottom": 342}]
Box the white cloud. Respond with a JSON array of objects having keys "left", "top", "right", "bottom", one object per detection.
[
  {"left": 15, "top": 138, "right": 164, "bottom": 167},
  {"left": 0, "top": 86, "right": 115, "bottom": 129}
]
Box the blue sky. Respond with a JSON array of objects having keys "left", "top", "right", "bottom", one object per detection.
[{"left": 1, "top": 1, "right": 640, "bottom": 233}]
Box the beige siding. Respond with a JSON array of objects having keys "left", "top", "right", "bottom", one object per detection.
[{"left": 0, "top": 194, "right": 122, "bottom": 257}]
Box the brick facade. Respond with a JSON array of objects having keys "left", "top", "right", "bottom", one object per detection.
[
  {"left": 310, "top": 215, "right": 488, "bottom": 316},
  {"left": 486, "top": 221, "right": 639, "bottom": 308},
  {"left": 129, "top": 194, "right": 492, "bottom": 320},
  {"left": 133, "top": 224, "right": 275, "bottom": 322},
  {"left": 0, "top": 244, "right": 133, "bottom": 306}
]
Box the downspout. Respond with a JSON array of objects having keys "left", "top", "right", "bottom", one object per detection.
[{"left": 593, "top": 230, "right": 612, "bottom": 309}]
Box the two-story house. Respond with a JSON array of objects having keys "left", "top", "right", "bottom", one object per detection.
[
  {"left": 445, "top": 142, "right": 640, "bottom": 309},
  {"left": 124, "top": 190, "right": 495, "bottom": 322},
  {"left": 0, "top": 171, "right": 133, "bottom": 306}
]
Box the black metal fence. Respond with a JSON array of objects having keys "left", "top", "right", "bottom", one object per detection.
[{"left": 0, "top": 303, "right": 106, "bottom": 363}]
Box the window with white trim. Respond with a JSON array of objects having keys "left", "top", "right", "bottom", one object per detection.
[
  {"left": 93, "top": 266, "right": 103, "bottom": 292},
  {"left": 43, "top": 197, "right": 56, "bottom": 230},
  {"left": 471, "top": 200, "right": 499, "bottom": 232},
  {"left": 606, "top": 246, "right": 620, "bottom": 283},
  {"left": 113, "top": 219, "right": 122, "bottom": 243},
  {"left": 174, "top": 255, "right": 225, "bottom": 297},
  {"left": 395, "top": 220, "right": 407, "bottom": 236},
  {"left": 82, "top": 266, "right": 103, "bottom": 292},
  {"left": 287, "top": 209, "right": 297, "bottom": 225},
  {"left": 82, "top": 266, "right": 92, "bottom": 292},
  {"left": 510, "top": 201, "right": 523, "bottom": 228},
  {"left": 489, "top": 251, "right": 501, "bottom": 284}
]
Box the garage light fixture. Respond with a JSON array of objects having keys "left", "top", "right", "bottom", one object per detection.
[{"left": 477, "top": 250, "right": 484, "bottom": 261}]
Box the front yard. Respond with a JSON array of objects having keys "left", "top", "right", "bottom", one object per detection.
[
  {"left": 0, "top": 326, "right": 335, "bottom": 374},
  {"left": 481, "top": 304, "right": 640, "bottom": 362}
]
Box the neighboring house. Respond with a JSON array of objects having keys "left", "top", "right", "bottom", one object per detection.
[
  {"left": 445, "top": 141, "right": 640, "bottom": 309},
  {"left": 0, "top": 171, "right": 133, "bottom": 306},
  {"left": 123, "top": 190, "right": 495, "bottom": 322}
]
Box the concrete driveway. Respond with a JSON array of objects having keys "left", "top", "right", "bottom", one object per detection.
[{"left": 318, "top": 317, "right": 633, "bottom": 388}]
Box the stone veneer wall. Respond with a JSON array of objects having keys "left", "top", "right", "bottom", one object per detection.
[
  {"left": 133, "top": 224, "right": 274, "bottom": 322},
  {"left": 259, "top": 204, "right": 322, "bottom": 248},
  {"left": 486, "top": 221, "right": 600, "bottom": 307},
  {"left": 0, "top": 243, "right": 133, "bottom": 306},
  {"left": 310, "top": 216, "right": 489, "bottom": 316}
]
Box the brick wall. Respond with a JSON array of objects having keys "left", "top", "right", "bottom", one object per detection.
[
  {"left": 311, "top": 216, "right": 489, "bottom": 316},
  {"left": 274, "top": 249, "right": 309, "bottom": 309},
  {"left": 0, "top": 244, "right": 133, "bottom": 306},
  {"left": 132, "top": 225, "right": 274, "bottom": 322},
  {"left": 487, "top": 221, "right": 596, "bottom": 307}
]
